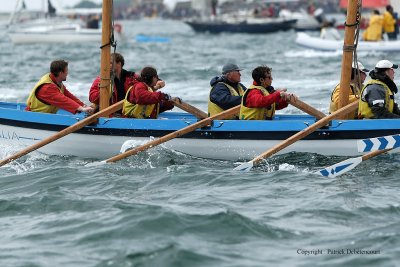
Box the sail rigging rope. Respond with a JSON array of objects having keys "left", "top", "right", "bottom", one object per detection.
[{"left": 353, "top": 0, "right": 362, "bottom": 92}]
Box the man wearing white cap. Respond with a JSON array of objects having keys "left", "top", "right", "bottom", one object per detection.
[
  {"left": 329, "top": 61, "right": 369, "bottom": 119},
  {"left": 208, "top": 63, "right": 247, "bottom": 119},
  {"left": 359, "top": 59, "right": 400, "bottom": 119}
]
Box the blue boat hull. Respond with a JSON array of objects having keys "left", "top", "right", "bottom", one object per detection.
[{"left": 1, "top": 102, "right": 400, "bottom": 160}]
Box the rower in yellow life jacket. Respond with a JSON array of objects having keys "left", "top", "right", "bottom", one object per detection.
[
  {"left": 240, "top": 65, "right": 297, "bottom": 120},
  {"left": 358, "top": 60, "right": 400, "bottom": 119},
  {"left": 208, "top": 63, "right": 246, "bottom": 119},
  {"left": 26, "top": 60, "right": 93, "bottom": 115},
  {"left": 122, "top": 66, "right": 175, "bottom": 119},
  {"left": 329, "top": 61, "right": 369, "bottom": 119}
]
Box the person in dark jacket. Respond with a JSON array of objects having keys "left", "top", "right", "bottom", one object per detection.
[
  {"left": 359, "top": 60, "right": 400, "bottom": 119},
  {"left": 89, "top": 53, "right": 138, "bottom": 115},
  {"left": 208, "top": 63, "right": 246, "bottom": 118}
]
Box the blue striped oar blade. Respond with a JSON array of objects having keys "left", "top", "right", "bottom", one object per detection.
[
  {"left": 357, "top": 134, "right": 400, "bottom": 152},
  {"left": 315, "top": 156, "right": 363, "bottom": 178}
]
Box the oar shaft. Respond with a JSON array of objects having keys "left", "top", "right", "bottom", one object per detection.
[
  {"left": 362, "top": 148, "right": 392, "bottom": 161},
  {"left": 105, "top": 105, "right": 240, "bottom": 163},
  {"left": 0, "top": 100, "right": 123, "bottom": 167},
  {"left": 171, "top": 99, "right": 208, "bottom": 119},
  {"left": 289, "top": 99, "right": 326, "bottom": 120},
  {"left": 252, "top": 101, "right": 358, "bottom": 165}
]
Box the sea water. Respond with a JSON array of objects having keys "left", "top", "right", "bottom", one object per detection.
[{"left": 0, "top": 19, "right": 400, "bottom": 267}]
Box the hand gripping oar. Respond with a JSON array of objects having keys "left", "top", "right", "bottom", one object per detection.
[
  {"left": 288, "top": 98, "right": 326, "bottom": 120},
  {"left": 94, "top": 105, "right": 240, "bottom": 164},
  {"left": 233, "top": 101, "right": 358, "bottom": 172},
  {"left": 316, "top": 148, "right": 392, "bottom": 178},
  {"left": 0, "top": 100, "right": 124, "bottom": 167},
  {"left": 170, "top": 98, "right": 208, "bottom": 119}
]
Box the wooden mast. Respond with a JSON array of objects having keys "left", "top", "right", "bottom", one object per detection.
[
  {"left": 99, "top": 0, "right": 112, "bottom": 111},
  {"left": 338, "top": 0, "right": 359, "bottom": 118}
]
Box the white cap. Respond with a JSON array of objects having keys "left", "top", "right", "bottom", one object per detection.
[
  {"left": 375, "top": 59, "right": 398, "bottom": 69},
  {"left": 352, "top": 61, "right": 369, "bottom": 73}
]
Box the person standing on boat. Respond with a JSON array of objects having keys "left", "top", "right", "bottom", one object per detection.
[
  {"left": 239, "top": 65, "right": 297, "bottom": 120},
  {"left": 26, "top": 60, "right": 94, "bottom": 115},
  {"left": 89, "top": 53, "right": 139, "bottom": 116},
  {"left": 359, "top": 60, "right": 400, "bottom": 119},
  {"left": 383, "top": 5, "right": 397, "bottom": 40},
  {"left": 123, "top": 66, "right": 175, "bottom": 119},
  {"left": 208, "top": 63, "right": 246, "bottom": 119},
  {"left": 329, "top": 61, "right": 369, "bottom": 119},
  {"left": 362, "top": 10, "right": 383, "bottom": 42}
]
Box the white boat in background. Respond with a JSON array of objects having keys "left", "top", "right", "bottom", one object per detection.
[
  {"left": 8, "top": 24, "right": 99, "bottom": 44},
  {"left": 296, "top": 32, "right": 400, "bottom": 52}
]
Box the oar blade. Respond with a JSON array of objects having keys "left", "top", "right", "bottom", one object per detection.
[
  {"left": 233, "top": 161, "right": 254, "bottom": 172},
  {"left": 357, "top": 134, "right": 400, "bottom": 152},
  {"left": 315, "top": 156, "right": 362, "bottom": 178}
]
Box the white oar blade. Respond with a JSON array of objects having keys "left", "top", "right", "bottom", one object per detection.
[
  {"left": 357, "top": 134, "right": 400, "bottom": 152},
  {"left": 315, "top": 156, "right": 363, "bottom": 178},
  {"left": 85, "top": 160, "right": 107, "bottom": 167},
  {"left": 233, "top": 161, "right": 254, "bottom": 172}
]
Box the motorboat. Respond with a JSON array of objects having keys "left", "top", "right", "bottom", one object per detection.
[{"left": 295, "top": 32, "right": 400, "bottom": 52}]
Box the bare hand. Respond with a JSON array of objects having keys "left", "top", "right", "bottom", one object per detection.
[
  {"left": 154, "top": 80, "right": 166, "bottom": 90},
  {"left": 79, "top": 106, "right": 95, "bottom": 115}
]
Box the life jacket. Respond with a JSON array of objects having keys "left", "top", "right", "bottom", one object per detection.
[
  {"left": 358, "top": 79, "right": 394, "bottom": 119},
  {"left": 383, "top": 11, "right": 396, "bottom": 33},
  {"left": 26, "top": 73, "right": 65, "bottom": 113},
  {"left": 329, "top": 82, "right": 360, "bottom": 119},
  {"left": 239, "top": 85, "right": 275, "bottom": 120},
  {"left": 122, "top": 84, "right": 160, "bottom": 119},
  {"left": 208, "top": 82, "right": 245, "bottom": 119},
  {"left": 363, "top": 14, "right": 383, "bottom": 41}
]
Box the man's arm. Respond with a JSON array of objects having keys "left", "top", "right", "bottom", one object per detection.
[{"left": 366, "top": 85, "right": 400, "bottom": 119}]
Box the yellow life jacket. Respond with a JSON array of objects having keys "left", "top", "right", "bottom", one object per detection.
[
  {"left": 363, "top": 14, "right": 383, "bottom": 41},
  {"left": 329, "top": 82, "right": 360, "bottom": 119},
  {"left": 239, "top": 85, "right": 276, "bottom": 120},
  {"left": 208, "top": 82, "right": 245, "bottom": 119},
  {"left": 383, "top": 11, "right": 396, "bottom": 33},
  {"left": 358, "top": 79, "right": 394, "bottom": 119},
  {"left": 122, "top": 84, "right": 160, "bottom": 119},
  {"left": 26, "top": 73, "right": 65, "bottom": 113}
]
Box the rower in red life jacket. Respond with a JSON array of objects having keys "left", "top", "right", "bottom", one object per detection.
[{"left": 26, "top": 59, "right": 93, "bottom": 115}]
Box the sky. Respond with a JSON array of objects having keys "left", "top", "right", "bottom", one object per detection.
[{"left": 1, "top": 0, "right": 179, "bottom": 12}]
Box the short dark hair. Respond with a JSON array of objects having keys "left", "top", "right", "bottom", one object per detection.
[
  {"left": 112, "top": 53, "right": 124, "bottom": 67},
  {"left": 252, "top": 65, "right": 272, "bottom": 84},
  {"left": 50, "top": 60, "right": 68, "bottom": 76},
  {"left": 386, "top": 5, "right": 393, "bottom": 12},
  {"left": 140, "top": 66, "right": 157, "bottom": 85},
  {"left": 373, "top": 9, "right": 380, "bottom": 15}
]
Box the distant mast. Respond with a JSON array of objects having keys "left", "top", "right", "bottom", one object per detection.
[
  {"left": 337, "top": 0, "right": 358, "bottom": 118},
  {"left": 99, "top": 0, "right": 112, "bottom": 111}
]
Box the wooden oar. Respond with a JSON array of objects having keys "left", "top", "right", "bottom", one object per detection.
[
  {"left": 288, "top": 99, "right": 326, "bottom": 120},
  {"left": 170, "top": 98, "right": 207, "bottom": 119},
  {"left": 0, "top": 100, "right": 123, "bottom": 167},
  {"left": 316, "top": 148, "right": 392, "bottom": 178},
  {"left": 233, "top": 101, "right": 358, "bottom": 171},
  {"left": 97, "top": 105, "right": 240, "bottom": 164}
]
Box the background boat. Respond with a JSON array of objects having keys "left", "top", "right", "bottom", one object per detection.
[
  {"left": 296, "top": 32, "right": 400, "bottom": 51},
  {"left": 185, "top": 17, "right": 297, "bottom": 34}
]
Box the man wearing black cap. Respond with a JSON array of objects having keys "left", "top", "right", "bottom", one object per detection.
[
  {"left": 208, "top": 63, "right": 247, "bottom": 118},
  {"left": 359, "top": 60, "right": 400, "bottom": 119},
  {"left": 329, "top": 61, "right": 369, "bottom": 119}
]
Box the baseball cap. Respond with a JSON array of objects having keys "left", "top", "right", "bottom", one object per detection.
[
  {"left": 375, "top": 59, "right": 398, "bottom": 69},
  {"left": 222, "top": 63, "right": 243, "bottom": 74},
  {"left": 352, "top": 61, "right": 369, "bottom": 73}
]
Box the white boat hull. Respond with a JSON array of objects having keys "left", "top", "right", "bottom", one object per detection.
[{"left": 296, "top": 32, "right": 400, "bottom": 51}]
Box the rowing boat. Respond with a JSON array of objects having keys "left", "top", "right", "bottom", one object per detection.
[{"left": 1, "top": 102, "right": 400, "bottom": 160}]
